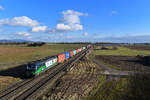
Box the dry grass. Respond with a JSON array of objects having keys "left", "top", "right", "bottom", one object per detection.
[{"left": 0, "top": 76, "right": 20, "bottom": 90}]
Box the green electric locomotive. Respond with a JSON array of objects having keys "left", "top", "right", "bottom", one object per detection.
[{"left": 26, "top": 56, "right": 58, "bottom": 76}]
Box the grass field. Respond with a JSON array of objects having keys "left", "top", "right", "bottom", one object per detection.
[
  {"left": 87, "top": 77, "right": 127, "bottom": 100},
  {"left": 94, "top": 46, "right": 150, "bottom": 56},
  {"left": 0, "top": 43, "right": 86, "bottom": 70}
]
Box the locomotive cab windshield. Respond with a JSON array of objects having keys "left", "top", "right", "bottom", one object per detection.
[
  {"left": 27, "top": 63, "right": 37, "bottom": 70},
  {"left": 27, "top": 61, "right": 45, "bottom": 70}
]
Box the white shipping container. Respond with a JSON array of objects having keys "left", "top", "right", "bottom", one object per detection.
[
  {"left": 53, "top": 58, "right": 57, "bottom": 63},
  {"left": 45, "top": 59, "right": 53, "bottom": 67}
]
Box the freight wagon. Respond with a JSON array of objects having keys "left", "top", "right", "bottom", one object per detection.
[
  {"left": 73, "top": 50, "right": 77, "bottom": 55},
  {"left": 26, "top": 45, "right": 90, "bottom": 76},
  {"left": 83, "top": 47, "right": 86, "bottom": 50},
  {"left": 79, "top": 48, "right": 82, "bottom": 52},
  {"left": 76, "top": 49, "right": 80, "bottom": 54},
  {"left": 70, "top": 50, "right": 74, "bottom": 57},
  {"left": 58, "top": 53, "right": 65, "bottom": 63},
  {"left": 65, "top": 52, "right": 70, "bottom": 59}
]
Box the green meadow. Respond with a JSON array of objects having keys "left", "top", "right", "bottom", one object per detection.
[{"left": 94, "top": 46, "right": 150, "bottom": 56}]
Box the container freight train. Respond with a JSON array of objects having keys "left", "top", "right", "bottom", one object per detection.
[{"left": 26, "top": 45, "right": 91, "bottom": 76}]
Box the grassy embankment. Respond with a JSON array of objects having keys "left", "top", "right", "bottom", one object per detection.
[
  {"left": 87, "top": 74, "right": 150, "bottom": 100},
  {"left": 0, "top": 43, "right": 86, "bottom": 70},
  {"left": 87, "top": 77, "right": 127, "bottom": 100}
]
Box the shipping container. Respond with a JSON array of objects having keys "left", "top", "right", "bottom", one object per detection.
[
  {"left": 87, "top": 45, "right": 90, "bottom": 48},
  {"left": 76, "top": 49, "right": 80, "bottom": 54},
  {"left": 58, "top": 53, "right": 65, "bottom": 63},
  {"left": 80, "top": 48, "right": 82, "bottom": 52},
  {"left": 52, "top": 56, "right": 58, "bottom": 64},
  {"left": 87, "top": 44, "right": 91, "bottom": 48},
  {"left": 70, "top": 50, "right": 74, "bottom": 57},
  {"left": 73, "top": 50, "right": 77, "bottom": 55},
  {"left": 45, "top": 59, "right": 53, "bottom": 68},
  {"left": 79, "top": 48, "right": 82, "bottom": 52},
  {"left": 65, "top": 52, "right": 70, "bottom": 59},
  {"left": 82, "top": 47, "right": 86, "bottom": 50}
]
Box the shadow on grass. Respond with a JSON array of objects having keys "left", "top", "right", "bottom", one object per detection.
[
  {"left": 121, "top": 59, "right": 150, "bottom": 67},
  {"left": 124, "top": 74, "right": 150, "bottom": 100},
  {"left": 0, "top": 64, "right": 27, "bottom": 79}
]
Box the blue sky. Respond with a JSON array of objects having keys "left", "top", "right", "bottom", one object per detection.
[{"left": 0, "top": 0, "right": 150, "bottom": 43}]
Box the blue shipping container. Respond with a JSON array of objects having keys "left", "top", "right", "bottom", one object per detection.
[
  {"left": 73, "top": 50, "right": 77, "bottom": 55},
  {"left": 65, "top": 52, "right": 70, "bottom": 59}
]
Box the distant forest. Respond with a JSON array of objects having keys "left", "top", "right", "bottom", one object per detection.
[{"left": 0, "top": 42, "right": 150, "bottom": 46}]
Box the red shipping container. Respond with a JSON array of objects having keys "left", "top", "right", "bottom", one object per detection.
[
  {"left": 80, "top": 48, "right": 82, "bottom": 52},
  {"left": 70, "top": 50, "right": 74, "bottom": 57},
  {"left": 58, "top": 53, "right": 65, "bottom": 63},
  {"left": 79, "top": 48, "right": 82, "bottom": 52},
  {"left": 76, "top": 49, "right": 79, "bottom": 53}
]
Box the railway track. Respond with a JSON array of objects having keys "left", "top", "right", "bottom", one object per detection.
[
  {"left": 0, "top": 48, "right": 89, "bottom": 100},
  {"left": 0, "top": 62, "right": 62, "bottom": 100}
]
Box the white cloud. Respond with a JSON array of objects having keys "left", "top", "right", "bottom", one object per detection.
[
  {"left": 55, "top": 23, "right": 83, "bottom": 32},
  {"left": 49, "top": 10, "right": 87, "bottom": 33},
  {"left": 60, "top": 10, "right": 87, "bottom": 25},
  {"left": 0, "top": 16, "right": 39, "bottom": 27},
  {"left": 62, "top": 10, "right": 88, "bottom": 16},
  {"left": 50, "top": 24, "right": 83, "bottom": 33},
  {"left": 16, "top": 32, "right": 31, "bottom": 37},
  {"left": 56, "top": 24, "right": 71, "bottom": 31},
  {"left": 71, "top": 24, "right": 83, "bottom": 30},
  {"left": 60, "top": 10, "right": 87, "bottom": 26},
  {"left": 0, "top": 10, "right": 87, "bottom": 35},
  {"left": 31, "top": 26, "right": 48, "bottom": 32},
  {"left": 83, "top": 32, "right": 88, "bottom": 36},
  {"left": 111, "top": 10, "right": 118, "bottom": 14},
  {"left": 0, "top": 5, "right": 4, "bottom": 10}
]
